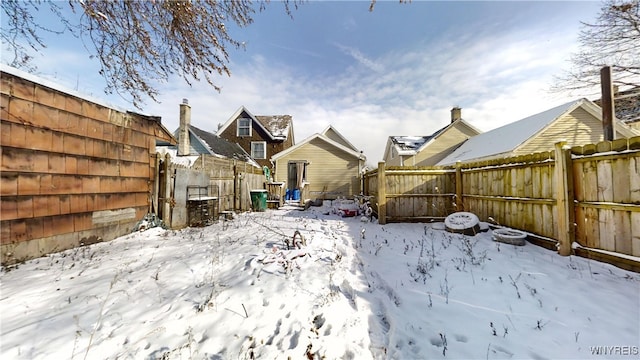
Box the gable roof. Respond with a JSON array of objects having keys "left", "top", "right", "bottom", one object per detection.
[
  {"left": 436, "top": 98, "right": 636, "bottom": 166},
  {"left": 216, "top": 106, "right": 293, "bottom": 141},
  {"left": 171, "top": 125, "right": 258, "bottom": 166},
  {"left": 320, "top": 125, "right": 359, "bottom": 152},
  {"left": 385, "top": 118, "right": 480, "bottom": 158},
  {"left": 272, "top": 128, "right": 366, "bottom": 161}
]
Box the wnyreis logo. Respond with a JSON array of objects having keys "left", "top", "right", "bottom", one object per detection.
[{"left": 590, "top": 346, "right": 639, "bottom": 356}]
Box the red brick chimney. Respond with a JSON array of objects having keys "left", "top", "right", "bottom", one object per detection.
[
  {"left": 178, "top": 98, "right": 191, "bottom": 156},
  {"left": 451, "top": 106, "right": 461, "bottom": 123}
]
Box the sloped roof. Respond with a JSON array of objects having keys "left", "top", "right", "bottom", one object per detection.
[
  {"left": 389, "top": 136, "right": 433, "bottom": 155},
  {"left": 217, "top": 106, "right": 293, "bottom": 141},
  {"left": 170, "top": 125, "right": 258, "bottom": 166},
  {"left": 321, "top": 125, "right": 360, "bottom": 152},
  {"left": 190, "top": 125, "right": 256, "bottom": 162},
  {"left": 387, "top": 118, "right": 480, "bottom": 158},
  {"left": 272, "top": 128, "right": 366, "bottom": 161},
  {"left": 255, "top": 115, "right": 293, "bottom": 140},
  {"left": 436, "top": 99, "right": 588, "bottom": 165},
  {"left": 594, "top": 87, "right": 640, "bottom": 124}
]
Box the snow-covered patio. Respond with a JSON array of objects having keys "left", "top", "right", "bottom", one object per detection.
[{"left": 1, "top": 204, "right": 639, "bottom": 359}]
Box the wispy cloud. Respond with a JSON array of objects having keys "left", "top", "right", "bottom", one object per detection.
[{"left": 334, "top": 43, "right": 384, "bottom": 73}]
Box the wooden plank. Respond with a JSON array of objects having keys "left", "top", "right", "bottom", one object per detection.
[
  {"left": 584, "top": 206, "right": 600, "bottom": 248},
  {"left": 614, "top": 210, "right": 632, "bottom": 255},
  {"left": 599, "top": 209, "right": 615, "bottom": 251},
  {"left": 574, "top": 247, "right": 640, "bottom": 273},
  {"left": 582, "top": 160, "right": 598, "bottom": 202},
  {"left": 555, "top": 142, "right": 574, "bottom": 256},
  {"left": 630, "top": 155, "right": 640, "bottom": 204},
  {"left": 523, "top": 166, "right": 532, "bottom": 198},
  {"left": 612, "top": 157, "right": 630, "bottom": 203},
  {"left": 596, "top": 159, "right": 614, "bottom": 202},
  {"left": 574, "top": 205, "right": 586, "bottom": 245},
  {"left": 377, "top": 162, "right": 386, "bottom": 224},
  {"left": 632, "top": 211, "right": 640, "bottom": 257},
  {"left": 572, "top": 160, "right": 584, "bottom": 201}
]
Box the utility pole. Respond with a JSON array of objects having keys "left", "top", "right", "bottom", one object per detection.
[{"left": 600, "top": 66, "right": 616, "bottom": 141}]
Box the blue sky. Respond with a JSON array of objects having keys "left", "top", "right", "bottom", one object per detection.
[{"left": 1, "top": 1, "right": 603, "bottom": 163}]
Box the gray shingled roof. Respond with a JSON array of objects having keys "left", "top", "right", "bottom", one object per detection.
[{"left": 189, "top": 125, "right": 255, "bottom": 163}]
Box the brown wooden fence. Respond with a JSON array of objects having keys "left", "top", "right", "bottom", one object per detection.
[{"left": 363, "top": 136, "right": 640, "bottom": 270}]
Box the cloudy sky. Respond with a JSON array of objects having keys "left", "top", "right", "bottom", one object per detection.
[{"left": 2, "top": 1, "right": 603, "bottom": 163}]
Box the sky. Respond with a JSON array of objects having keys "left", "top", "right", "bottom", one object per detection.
[
  {"left": 2, "top": 205, "right": 639, "bottom": 359},
  {"left": 0, "top": 1, "right": 605, "bottom": 163}
]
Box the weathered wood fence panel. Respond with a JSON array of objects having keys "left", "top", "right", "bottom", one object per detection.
[
  {"left": 363, "top": 136, "right": 640, "bottom": 261},
  {"left": 382, "top": 167, "right": 456, "bottom": 222},
  {"left": 572, "top": 146, "right": 640, "bottom": 256}
]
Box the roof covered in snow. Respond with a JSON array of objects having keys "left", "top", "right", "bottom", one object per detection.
[
  {"left": 436, "top": 99, "right": 588, "bottom": 165},
  {"left": 390, "top": 136, "right": 433, "bottom": 154},
  {"left": 255, "top": 115, "right": 293, "bottom": 140},
  {"left": 216, "top": 106, "right": 293, "bottom": 142}
]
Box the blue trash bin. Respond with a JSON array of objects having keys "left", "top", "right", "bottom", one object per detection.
[{"left": 293, "top": 189, "right": 301, "bottom": 200}]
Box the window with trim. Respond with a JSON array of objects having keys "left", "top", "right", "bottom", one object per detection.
[
  {"left": 237, "top": 118, "right": 251, "bottom": 136},
  {"left": 251, "top": 141, "right": 266, "bottom": 159}
]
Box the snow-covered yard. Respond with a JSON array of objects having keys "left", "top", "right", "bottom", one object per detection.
[{"left": 1, "top": 204, "right": 639, "bottom": 359}]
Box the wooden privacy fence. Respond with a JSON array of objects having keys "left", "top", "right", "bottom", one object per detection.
[{"left": 364, "top": 136, "right": 640, "bottom": 266}]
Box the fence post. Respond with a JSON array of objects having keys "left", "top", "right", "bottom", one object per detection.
[
  {"left": 554, "top": 141, "right": 575, "bottom": 256},
  {"left": 455, "top": 161, "right": 463, "bottom": 212},
  {"left": 377, "top": 161, "right": 387, "bottom": 225}
]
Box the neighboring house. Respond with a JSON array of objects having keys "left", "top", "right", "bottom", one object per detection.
[
  {"left": 1, "top": 64, "right": 175, "bottom": 265},
  {"left": 594, "top": 86, "right": 640, "bottom": 131},
  {"left": 437, "top": 98, "right": 640, "bottom": 166},
  {"left": 271, "top": 125, "right": 366, "bottom": 200},
  {"left": 155, "top": 100, "right": 262, "bottom": 228},
  {"left": 383, "top": 107, "right": 482, "bottom": 166},
  {"left": 216, "top": 106, "right": 294, "bottom": 169}
]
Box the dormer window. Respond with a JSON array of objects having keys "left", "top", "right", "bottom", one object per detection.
[{"left": 237, "top": 118, "right": 251, "bottom": 136}]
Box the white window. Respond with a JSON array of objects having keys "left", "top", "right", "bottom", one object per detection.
[
  {"left": 251, "top": 141, "right": 266, "bottom": 159},
  {"left": 237, "top": 118, "right": 251, "bottom": 136}
]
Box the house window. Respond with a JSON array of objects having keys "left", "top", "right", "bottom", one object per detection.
[
  {"left": 251, "top": 141, "right": 266, "bottom": 159},
  {"left": 237, "top": 118, "right": 251, "bottom": 136}
]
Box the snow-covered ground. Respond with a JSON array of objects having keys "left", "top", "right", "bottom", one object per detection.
[{"left": 1, "top": 203, "right": 639, "bottom": 359}]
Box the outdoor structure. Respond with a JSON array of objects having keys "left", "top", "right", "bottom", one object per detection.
[
  {"left": 594, "top": 86, "right": 640, "bottom": 131},
  {"left": 1, "top": 64, "right": 175, "bottom": 265},
  {"left": 364, "top": 135, "right": 640, "bottom": 272},
  {"left": 383, "top": 107, "right": 481, "bottom": 166},
  {"left": 271, "top": 125, "right": 366, "bottom": 201},
  {"left": 155, "top": 100, "right": 263, "bottom": 229},
  {"left": 216, "top": 106, "right": 294, "bottom": 169},
  {"left": 437, "top": 98, "right": 639, "bottom": 166}
]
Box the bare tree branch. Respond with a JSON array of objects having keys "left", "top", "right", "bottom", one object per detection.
[
  {"left": 553, "top": 0, "right": 640, "bottom": 95},
  {"left": 1, "top": 0, "right": 300, "bottom": 108}
]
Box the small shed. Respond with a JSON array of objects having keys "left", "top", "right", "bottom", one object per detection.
[{"left": 271, "top": 125, "right": 366, "bottom": 201}]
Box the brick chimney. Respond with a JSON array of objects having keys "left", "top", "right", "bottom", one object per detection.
[
  {"left": 451, "top": 106, "right": 461, "bottom": 123},
  {"left": 178, "top": 98, "right": 191, "bottom": 156}
]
